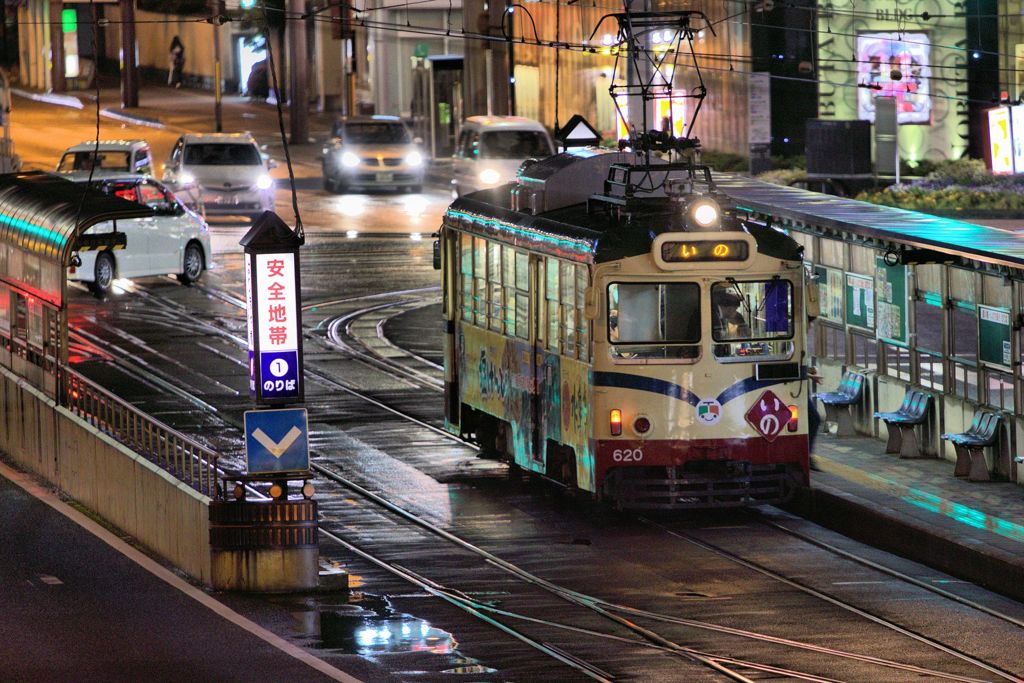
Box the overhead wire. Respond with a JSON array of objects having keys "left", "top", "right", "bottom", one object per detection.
[{"left": 257, "top": 0, "right": 304, "bottom": 241}]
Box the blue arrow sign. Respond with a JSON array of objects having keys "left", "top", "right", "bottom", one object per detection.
[{"left": 244, "top": 408, "right": 310, "bottom": 475}]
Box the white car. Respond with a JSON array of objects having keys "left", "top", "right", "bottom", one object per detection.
[
  {"left": 56, "top": 139, "right": 154, "bottom": 179},
  {"left": 452, "top": 116, "right": 555, "bottom": 196},
  {"left": 162, "top": 133, "right": 275, "bottom": 220},
  {"left": 69, "top": 177, "right": 212, "bottom": 296}
]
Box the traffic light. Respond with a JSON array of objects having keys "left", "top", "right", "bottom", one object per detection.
[{"left": 240, "top": 0, "right": 256, "bottom": 9}]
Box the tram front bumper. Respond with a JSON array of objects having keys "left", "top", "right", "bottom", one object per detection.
[{"left": 603, "top": 462, "right": 803, "bottom": 509}]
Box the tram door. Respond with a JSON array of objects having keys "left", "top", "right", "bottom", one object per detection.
[{"left": 443, "top": 231, "right": 461, "bottom": 428}]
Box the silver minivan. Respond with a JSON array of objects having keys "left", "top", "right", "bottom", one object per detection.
[{"left": 452, "top": 116, "right": 554, "bottom": 196}]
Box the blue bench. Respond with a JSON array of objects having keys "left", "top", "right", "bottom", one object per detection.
[
  {"left": 874, "top": 388, "right": 932, "bottom": 459},
  {"left": 941, "top": 410, "right": 1002, "bottom": 482},
  {"left": 815, "top": 370, "right": 866, "bottom": 437}
]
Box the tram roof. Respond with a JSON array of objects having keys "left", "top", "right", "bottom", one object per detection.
[
  {"left": 0, "top": 171, "right": 153, "bottom": 263},
  {"left": 716, "top": 175, "right": 1024, "bottom": 271}
]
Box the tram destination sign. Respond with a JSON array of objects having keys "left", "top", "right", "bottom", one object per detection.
[{"left": 660, "top": 239, "right": 749, "bottom": 263}]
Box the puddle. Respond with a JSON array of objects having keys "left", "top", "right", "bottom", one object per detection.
[
  {"left": 440, "top": 664, "right": 499, "bottom": 674},
  {"left": 315, "top": 593, "right": 457, "bottom": 655}
]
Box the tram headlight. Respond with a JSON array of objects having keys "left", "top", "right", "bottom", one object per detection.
[
  {"left": 688, "top": 198, "right": 720, "bottom": 229},
  {"left": 610, "top": 409, "right": 623, "bottom": 436}
]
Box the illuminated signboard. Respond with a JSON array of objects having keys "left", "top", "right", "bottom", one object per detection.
[
  {"left": 661, "top": 240, "right": 749, "bottom": 263},
  {"left": 856, "top": 32, "right": 931, "bottom": 124},
  {"left": 242, "top": 213, "right": 304, "bottom": 405},
  {"left": 1011, "top": 105, "right": 1024, "bottom": 173},
  {"left": 988, "top": 106, "right": 1013, "bottom": 175}
]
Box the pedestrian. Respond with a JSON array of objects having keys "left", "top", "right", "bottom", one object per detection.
[
  {"left": 168, "top": 36, "right": 185, "bottom": 88},
  {"left": 807, "top": 364, "right": 823, "bottom": 470}
]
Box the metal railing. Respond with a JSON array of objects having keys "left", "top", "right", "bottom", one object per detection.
[{"left": 61, "top": 367, "right": 219, "bottom": 498}]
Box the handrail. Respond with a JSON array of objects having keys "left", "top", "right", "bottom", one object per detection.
[{"left": 60, "top": 366, "right": 219, "bottom": 498}]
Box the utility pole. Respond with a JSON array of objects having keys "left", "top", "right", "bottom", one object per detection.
[
  {"left": 210, "top": 0, "right": 224, "bottom": 132},
  {"left": 288, "top": 0, "right": 309, "bottom": 143},
  {"left": 120, "top": 0, "right": 138, "bottom": 107},
  {"left": 49, "top": 0, "right": 65, "bottom": 93}
]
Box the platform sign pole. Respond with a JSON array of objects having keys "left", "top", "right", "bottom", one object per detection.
[{"left": 241, "top": 212, "right": 305, "bottom": 406}]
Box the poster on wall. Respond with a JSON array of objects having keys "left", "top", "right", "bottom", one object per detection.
[
  {"left": 874, "top": 256, "right": 907, "bottom": 343},
  {"left": 856, "top": 32, "right": 931, "bottom": 124}
]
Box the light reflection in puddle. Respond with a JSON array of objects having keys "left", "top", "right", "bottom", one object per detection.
[{"left": 314, "top": 594, "right": 457, "bottom": 656}]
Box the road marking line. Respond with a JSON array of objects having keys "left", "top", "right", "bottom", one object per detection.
[{"left": 0, "top": 459, "right": 362, "bottom": 683}]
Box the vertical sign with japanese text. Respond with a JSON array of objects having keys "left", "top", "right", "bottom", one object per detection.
[
  {"left": 245, "top": 247, "right": 304, "bottom": 405},
  {"left": 257, "top": 252, "right": 301, "bottom": 402}
]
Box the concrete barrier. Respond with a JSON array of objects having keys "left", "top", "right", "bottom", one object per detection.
[{"left": 0, "top": 367, "right": 212, "bottom": 584}]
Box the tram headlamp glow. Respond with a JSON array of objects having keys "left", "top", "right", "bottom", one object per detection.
[
  {"left": 479, "top": 168, "right": 501, "bottom": 185},
  {"left": 610, "top": 409, "right": 623, "bottom": 436},
  {"left": 341, "top": 151, "right": 361, "bottom": 168},
  {"left": 689, "top": 199, "right": 720, "bottom": 228}
]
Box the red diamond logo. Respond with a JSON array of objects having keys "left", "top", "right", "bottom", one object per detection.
[{"left": 744, "top": 389, "right": 792, "bottom": 442}]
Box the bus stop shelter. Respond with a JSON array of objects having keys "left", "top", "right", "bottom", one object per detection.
[{"left": 0, "top": 171, "right": 153, "bottom": 395}]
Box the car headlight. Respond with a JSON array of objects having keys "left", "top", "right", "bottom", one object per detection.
[
  {"left": 405, "top": 150, "right": 423, "bottom": 167},
  {"left": 341, "top": 151, "right": 361, "bottom": 168},
  {"left": 479, "top": 168, "right": 501, "bottom": 185},
  {"left": 256, "top": 175, "right": 273, "bottom": 190},
  {"left": 179, "top": 171, "right": 196, "bottom": 185}
]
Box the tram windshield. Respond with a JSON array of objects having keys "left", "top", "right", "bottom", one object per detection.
[
  {"left": 711, "top": 280, "right": 794, "bottom": 362},
  {"left": 607, "top": 282, "right": 701, "bottom": 360}
]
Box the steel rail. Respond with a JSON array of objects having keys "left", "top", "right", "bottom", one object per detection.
[
  {"left": 761, "top": 518, "right": 1024, "bottom": 631},
  {"left": 119, "top": 281, "right": 1018, "bottom": 680},
  {"left": 644, "top": 519, "right": 1024, "bottom": 683}
]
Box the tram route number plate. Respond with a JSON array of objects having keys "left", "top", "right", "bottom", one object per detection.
[{"left": 744, "top": 389, "right": 792, "bottom": 443}]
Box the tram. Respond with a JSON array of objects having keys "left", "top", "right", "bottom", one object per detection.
[{"left": 436, "top": 149, "right": 815, "bottom": 508}]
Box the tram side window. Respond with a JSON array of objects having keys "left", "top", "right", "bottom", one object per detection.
[
  {"left": 488, "top": 242, "right": 502, "bottom": 331},
  {"left": 607, "top": 282, "right": 700, "bottom": 360},
  {"left": 576, "top": 265, "right": 590, "bottom": 361},
  {"left": 474, "top": 237, "right": 487, "bottom": 327},
  {"left": 545, "top": 259, "right": 559, "bottom": 352},
  {"left": 560, "top": 261, "right": 577, "bottom": 357},
  {"left": 459, "top": 233, "right": 474, "bottom": 321},
  {"left": 501, "top": 246, "right": 530, "bottom": 340},
  {"left": 710, "top": 280, "right": 794, "bottom": 362}
]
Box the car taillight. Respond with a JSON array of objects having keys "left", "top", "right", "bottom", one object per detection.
[
  {"left": 787, "top": 404, "right": 799, "bottom": 432},
  {"left": 610, "top": 409, "right": 622, "bottom": 436},
  {"left": 634, "top": 416, "right": 651, "bottom": 434}
]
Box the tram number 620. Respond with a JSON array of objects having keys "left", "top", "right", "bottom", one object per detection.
[{"left": 612, "top": 448, "right": 644, "bottom": 462}]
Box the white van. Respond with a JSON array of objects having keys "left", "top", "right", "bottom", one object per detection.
[{"left": 452, "top": 116, "right": 554, "bottom": 196}]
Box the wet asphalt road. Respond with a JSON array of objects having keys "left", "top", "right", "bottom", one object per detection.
[
  {"left": 13, "top": 98, "right": 1024, "bottom": 681},
  {"left": 64, "top": 230, "right": 1024, "bottom": 682}
]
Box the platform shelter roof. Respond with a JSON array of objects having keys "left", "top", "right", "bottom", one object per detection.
[
  {"left": 717, "top": 176, "right": 1024, "bottom": 272},
  {"left": 0, "top": 171, "right": 153, "bottom": 306}
]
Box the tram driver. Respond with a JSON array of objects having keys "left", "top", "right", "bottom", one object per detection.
[{"left": 712, "top": 288, "right": 753, "bottom": 357}]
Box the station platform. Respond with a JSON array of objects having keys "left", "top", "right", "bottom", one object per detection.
[
  {"left": 794, "top": 433, "right": 1024, "bottom": 602},
  {"left": 0, "top": 460, "right": 363, "bottom": 683}
]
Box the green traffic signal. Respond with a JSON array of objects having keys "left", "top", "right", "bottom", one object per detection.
[{"left": 240, "top": 0, "right": 256, "bottom": 8}]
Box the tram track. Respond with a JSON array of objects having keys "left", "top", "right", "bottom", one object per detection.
[{"left": 67, "top": 279, "right": 1024, "bottom": 681}]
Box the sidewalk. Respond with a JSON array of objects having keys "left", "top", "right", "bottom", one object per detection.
[{"left": 790, "top": 432, "right": 1024, "bottom": 602}]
